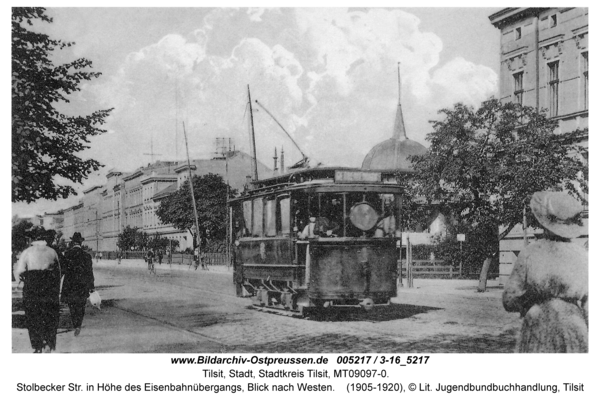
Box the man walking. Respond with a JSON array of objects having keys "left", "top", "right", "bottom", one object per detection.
[
  {"left": 62, "top": 233, "right": 95, "bottom": 337},
  {"left": 14, "top": 228, "right": 62, "bottom": 353}
]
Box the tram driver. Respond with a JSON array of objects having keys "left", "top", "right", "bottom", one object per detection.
[
  {"left": 299, "top": 216, "right": 340, "bottom": 239},
  {"left": 374, "top": 196, "right": 398, "bottom": 238}
]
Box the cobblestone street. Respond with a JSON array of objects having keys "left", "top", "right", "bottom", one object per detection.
[{"left": 12, "top": 259, "right": 521, "bottom": 353}]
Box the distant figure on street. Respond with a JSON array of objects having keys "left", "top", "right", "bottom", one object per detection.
[
  {"left": 62, "top": 232, "right": 95, "bottom": 337},
  {"left": 157, "top": 250, "right": 163, "bottom": 265},
  {"left": 146, "top": 249, "right": 155, "bottom": 272},
  {"left": 503, "top": 191, "right": 588, "bottom": 353},
  {"left": 14, "top": 228, "right": 62, "bottom": 353}
]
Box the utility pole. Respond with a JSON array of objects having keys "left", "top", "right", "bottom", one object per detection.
[
  {"left": 247, "top": 85, "right": 259, "bottom": 182},
  {"left": 182, "top": 122, "right": 201, "bottom": 259},
  {"left": 95, "top": 209, "right": 99, "bottom": 252}
]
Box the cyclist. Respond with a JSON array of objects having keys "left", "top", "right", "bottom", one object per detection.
[{"left": 146, "top": 249, "right": 155, "bottom": 274}]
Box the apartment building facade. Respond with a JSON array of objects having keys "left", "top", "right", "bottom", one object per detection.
[
  {"left": 58, "top": 151, "right": 270, "bottom": 252},
  {"left": 489, "top": 7, "right": 588, "bottom": 284}
]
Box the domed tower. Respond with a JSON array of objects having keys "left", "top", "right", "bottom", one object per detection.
[{"left": 362, "top": 64, "right": 427, "bottom": 171}]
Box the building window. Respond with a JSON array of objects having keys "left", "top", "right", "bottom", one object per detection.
[
  {"left": 513, "top": 71, "right": 524, "bottom": 105},
  {"left": 581, "top": 52, "right": 588, "bottom": 110},
  {"left": 550, "top": 14, "right": 557, "bottom": 28},
  {"left": 515, "top": 27, "right": 522, "bottom": 40},
  {"left": 548, "top": 61, "right": 559, "bottom": 117}
]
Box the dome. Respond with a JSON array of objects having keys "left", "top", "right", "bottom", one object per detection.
[
  {"left": 361, "top": 137, "right": 427, "bottom": 170},
  {"left": 361, "top": 63, "right": 427, "bottom": 171}
]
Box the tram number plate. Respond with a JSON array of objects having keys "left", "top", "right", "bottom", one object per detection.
[{"left": 335, "top": 170, "right": 381, "bottom": 183}]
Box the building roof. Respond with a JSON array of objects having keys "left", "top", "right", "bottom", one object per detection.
[
  {"left": 361, "top": 64, "right": 427, "bottom": 171},
  {"left": 82, "top": 185, "right": 103, "bottom": 194},
  {"left": 152, "top": 183, "right": 177, "bottom": 201},
  {"left": 141, "top": 174, "right": 177, "bottom": 185},
  {"left": 488, "top": 8, "right": 549, "bottom": 28}
]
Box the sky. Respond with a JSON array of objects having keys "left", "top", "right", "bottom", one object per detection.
[{"left": 10, "top": 6, "right": 503, "bottom": 217}]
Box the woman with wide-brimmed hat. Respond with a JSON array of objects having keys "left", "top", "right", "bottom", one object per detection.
[{"left": 503, "top": 191, "right": 588, "bottom": 353}]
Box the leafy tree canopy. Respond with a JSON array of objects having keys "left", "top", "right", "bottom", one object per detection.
[
  {"left": 12, "top": 7, "right": 113, "bottom": 203},
  {"left": 409, "top": 98, "right": 587, "bottom": 243},
  {"left": 156, "top": 173, "right": 237, "bottom": 242},
  {"left": 117, "top": 226, "right": 141, "bottom": 251},
  {"left": 12, "top": 219, "right": 34, "bottom": 256},
  {"left": 408, "top": 99, "right": 587, "bottom": 289}
]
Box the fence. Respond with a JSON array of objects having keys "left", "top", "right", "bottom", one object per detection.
[
  {"left": 400, "top": 259, "right": 499, "bottom": 279},
  {"left": 401, "top": 260, "right": 455, "bottom": 279},
  {"left": 92, "top": 251, "right": 229, "bottom": 266}
]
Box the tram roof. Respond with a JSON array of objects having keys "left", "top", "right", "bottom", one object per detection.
[{"left": 231, "top": 166, "right": 410, "bottom": 200}]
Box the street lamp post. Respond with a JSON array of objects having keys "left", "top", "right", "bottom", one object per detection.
[{"left": 457, "top": 234, "right": 466, "bottom": 277}]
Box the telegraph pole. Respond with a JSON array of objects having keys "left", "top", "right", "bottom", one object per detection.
[{"left": 182, "top": 122, "right": 201, "bottom": 258}]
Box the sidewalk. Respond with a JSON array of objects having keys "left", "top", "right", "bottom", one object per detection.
[
  {"left": 11, "top": 260, "right": 226, "bottom": 353},
  {"left": 395, "top": 277, "right": 504, "bottom": 301}
]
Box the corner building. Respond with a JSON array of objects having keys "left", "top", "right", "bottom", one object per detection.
[{"left": 489, "top": 7, "right": 588, "bottom": 284}]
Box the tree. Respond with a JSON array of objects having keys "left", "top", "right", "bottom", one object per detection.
[
  {"left": 156, "top": 173, "right": 237, "bottom": 246},
  {"left": 116, "top": 226, "right": 139, "bottom": 251},
  {"left": 409, "top": 99, "right": 587, "bottom": 291},
  {"left": 147, "top": 233, "right": 179, "bottom": 252},
  {"left": 12, "top": 7, "right": 113, "bottom": 203},
  {"left": 12, "top": 219, "right": 34, "bottom": 257}
]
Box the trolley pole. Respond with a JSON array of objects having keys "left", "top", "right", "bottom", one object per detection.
[{"left": 247, "top": 85, "right": 259, "bottom": 182}]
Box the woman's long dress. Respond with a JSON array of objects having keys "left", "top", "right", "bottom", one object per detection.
[{"left": 503, "top": 240, "right": 588, "bottom": 353}]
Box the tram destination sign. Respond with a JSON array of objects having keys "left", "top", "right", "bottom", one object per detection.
[{"left": 335, "top": 170, "right": 381, "bottom": 183}]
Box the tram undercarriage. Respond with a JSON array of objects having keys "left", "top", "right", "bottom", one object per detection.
[{"left": 238, "top": 277, "right": 393, "bottom": 315}]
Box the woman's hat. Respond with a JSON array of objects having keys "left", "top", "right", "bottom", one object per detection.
[
  {"left": 70, "top": 232, "right": 85, "bottom": 243},
  {"left": 530, "top": 191, "right": 587, "bottom": 239}
]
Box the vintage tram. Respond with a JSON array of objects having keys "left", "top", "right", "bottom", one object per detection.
[{"left": 229, "top": 167, "right": 404, "bottom": 313}]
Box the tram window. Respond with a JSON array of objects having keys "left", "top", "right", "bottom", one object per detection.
[
  {"left": 374, "top": 194, "right": 398, "bottom": 238},
  {"left": 242, "top": 201, "right": 252, "bottom": 237},
  {"left": 265, "top": 199, "right": 277, "bottom": 237},
  {"left": 252, "top": 198, "right": 264, "bottom": 237},
  {"left": 278, "top": 197, "right": 290, "bottom": 236},
  {"left": 317, "top": 194, "right": 344, "bottom": 237},
  {"left": 233, "top": 205, "right": 248, "bottom": 238},
  {"left": 291, "top": 195, "right": 309, "bottom": 234}
]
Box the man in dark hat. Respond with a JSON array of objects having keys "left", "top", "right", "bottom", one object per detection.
[
  {"left": 62, "top": 232, "right": 95, "bottom": 337},
  {"left": 13, "top": 226, "right": 62, "bottom": 353}
]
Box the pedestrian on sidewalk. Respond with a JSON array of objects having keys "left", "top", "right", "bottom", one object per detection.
[
  {"left": 158, "top": 250, "right": 163, "bottom": 265},
  {"left": 62, "top": 232, "right": 96, "bottom": 337},
  {"left": 503, "top": 191, "right": 588, "bottom": 353},
  {"left": 14, "top": 227, "right": 62, "bottom": 353}
]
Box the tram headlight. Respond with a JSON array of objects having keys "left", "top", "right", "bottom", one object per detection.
[
  {"left": 349, "top": 202, "right": 379, "bottom": 231},
  {"left": 234, "top": 240, "right": 240, "bottom": 247}
]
